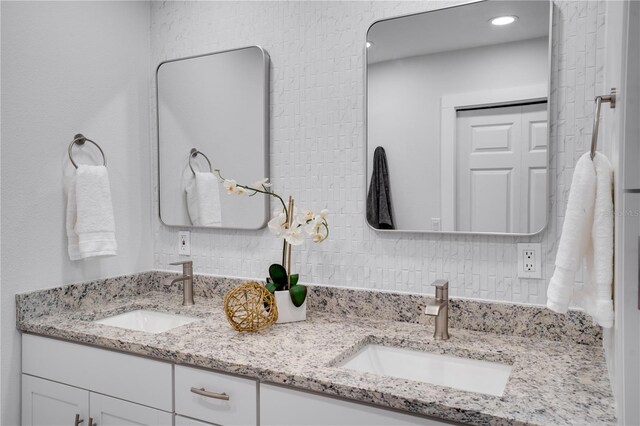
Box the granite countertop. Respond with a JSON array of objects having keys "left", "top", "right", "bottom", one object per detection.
[{"left": 16, "top": 273, "right": 616, "bottom": 426}]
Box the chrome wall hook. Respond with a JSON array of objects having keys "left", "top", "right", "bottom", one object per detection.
[{"left": 590, "top": 88, "right": 617, "bottom": 160}]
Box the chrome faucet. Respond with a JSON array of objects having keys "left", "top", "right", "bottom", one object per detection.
[
  {"left": 169, "top": 260, "right": 194, "bottom": 306},
  {"left": 424, "top": 280, "right": 449, "bottom": 340}
]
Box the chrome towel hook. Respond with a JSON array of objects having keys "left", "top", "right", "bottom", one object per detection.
[
  {"left": 68, "top": 133, "right": 107, "bottom": 169},
  {"left": 590, "top": 88, "right": 616, "bottom": 160},
  {"left": 189, "top": 148, "right": 213, "bottom": 175}
]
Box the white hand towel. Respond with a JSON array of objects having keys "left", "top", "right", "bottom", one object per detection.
[
  {"left": 547, "top": 152, "right": 614, "bottom": 327},
  {"left": 186, "top": 172, "right": 222, "bottom": 226},
  {"left": 66, "top": 165, "right": 117, "bottom": 260}
]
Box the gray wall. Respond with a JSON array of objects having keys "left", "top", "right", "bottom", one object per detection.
[{"left": 1, "top": 2, "right": 152, "bottom": 424}]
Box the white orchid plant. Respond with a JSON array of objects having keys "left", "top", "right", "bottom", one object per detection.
[{"left": 215, "top": 169, "right": 329, "bottom": 307}]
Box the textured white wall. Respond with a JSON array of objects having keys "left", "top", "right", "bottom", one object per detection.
[
  {"left": 151, "top": 1, "right": 607, "bottom": 305},
  {"left": 1, "top": 2, "right": 152, "bottom": 424}
]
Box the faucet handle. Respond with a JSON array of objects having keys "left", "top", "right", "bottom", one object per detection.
[
  {"left": 431, "top": 280, "right": 448, "bottom": 290},
  {"left": 170, "top": 260, "right": 192, "bottom": 266}
]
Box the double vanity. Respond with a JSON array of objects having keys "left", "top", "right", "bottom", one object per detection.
[{"left": 17, "top": 272, "right": 616, "bottom": 426}]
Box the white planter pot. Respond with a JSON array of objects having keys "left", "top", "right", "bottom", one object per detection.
[{"left": 274, "top": 290, "right": 307, "bottom": 324}]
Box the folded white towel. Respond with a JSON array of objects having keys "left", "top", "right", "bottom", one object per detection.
[
  {"left": 186, "top": 172, "right": 222, "bottom": 226},
  {"left": 547, "top": 152, "right": 614, "bottom": 327},
  {"left": 66, "top": 165, "right": 117, "bottom": 260}
]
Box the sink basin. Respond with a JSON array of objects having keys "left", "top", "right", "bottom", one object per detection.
[
  {"left": 338, "top": 344, "right": 512, "bottom": 396},
  {"left": 94, "top": 310, "right": 199, "bottom": 334}
]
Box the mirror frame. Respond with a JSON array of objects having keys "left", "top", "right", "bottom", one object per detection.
[
  {"left": 364, "top": 0, "right": 553, "bottom": 236},
  {"left": 156, "top": 45, "right": 270, "bottom": 230}
]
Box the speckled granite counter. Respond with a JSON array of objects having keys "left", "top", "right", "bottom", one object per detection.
[{"left": 16, "top": 272, "right": 616, "bottom": 426}]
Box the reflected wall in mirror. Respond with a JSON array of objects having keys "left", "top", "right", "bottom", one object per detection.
[
  {"left": 366, "top": 0, "right": 551, "bottom": 235},
  {"left": 157, "top": 46, "right": 269, "bottom": 229}
]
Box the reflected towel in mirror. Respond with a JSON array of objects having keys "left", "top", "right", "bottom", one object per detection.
[
  {"left": 186, "top": 172, "right": 222, "bottom": 226},
  {"left": 66, "top": 165, "right": 117, "bottom": 260},
  {"left": 367, "top": 146, "right": 394, "bottom": 229}
]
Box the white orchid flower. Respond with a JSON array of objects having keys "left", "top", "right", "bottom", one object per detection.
[
  {"left": 312, "top": 232, "right": 326, "bottom": 242},
  {"left": 223, "top": 179, "right": 238, "bottom": 195},
  {"left": 284, "top": 220, "right": 304, "bottom": 246},
  {"left": 251, "top": 178, "right": 271, "bottom": 190},
  {"left": 224, "top": 179, "right": 249, "bottom": 196},
  {"left": 300, "top": 209, "right": 315, "bottom": 222},
  {"left": 319, "top": 209, "right": 329, "bottom": 219},
  {"left": 235, "top": 186, "right": 249, "bottom": 196},
  {"left": 304, "top": 216, "right": 321, "bottom": 235},
  {"left": 268, "top": 210, "right": 287, "bottom": 237}
]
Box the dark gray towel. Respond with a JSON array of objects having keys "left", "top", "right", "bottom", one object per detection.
[{"left": 367, "top": 146, "right": 394, "bottom": 229}]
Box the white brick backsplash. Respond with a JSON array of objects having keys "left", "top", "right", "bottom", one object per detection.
[{"left": 150, "top": 1, "right": 606, "bottom": 305}]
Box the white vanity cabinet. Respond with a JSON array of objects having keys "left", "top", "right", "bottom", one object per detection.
[
  {"left": 22, "top": 334, "right": 454, "bottom": 426},
  {"left": 260, "top": 384, "right": 449, "bottom": 426},
  {"left": 21, "top": 335, "right": 173, "bottom": 426},
  {"left": 22, "top": 375, "right": 172, "bottom": 426},
  {"left": 22, "top": 374, "right": 88, "bottom": 426}
]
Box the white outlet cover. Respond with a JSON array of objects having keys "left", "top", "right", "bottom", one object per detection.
[
  {"left": 178, "top": 231, "right": 191, "bottom": 256},
  {"left": 517, "top": 243, "right": 542, "bottom": 279}
]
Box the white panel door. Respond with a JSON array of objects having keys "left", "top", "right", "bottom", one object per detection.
[
  {"left": 89, "top": 393, "right": 172, "bottom": 426},
  {"left": 456, "top": 103, "right": 547, "bottom": 233},
  {"left": 520, "top": 103, "right": 548, "bottom": 232},
  {"left": 457, "top": 106, "right": 522, "bottom": 232},
  {"left": 22, "top": 374, "right": 89, "bottom": 426}
]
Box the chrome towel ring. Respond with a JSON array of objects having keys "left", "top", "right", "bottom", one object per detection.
[
  {"left": 189, "top": 148, "right": 213, "bottom": 175},
  {"left": 68, "top": 133, "right": 107, "bottom": 169},
  {"left": 590, "top": 88, "right": 616, "bottom": 160}
]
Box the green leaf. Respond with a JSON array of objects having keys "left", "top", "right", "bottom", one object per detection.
[
  {"left": 265, "top": 281, "right": 277, "bottom": 293},
  {"left": 269, "top": 264, "right": 288, "bottom": 286},
  {"left": 289, "top": 284, "right": 307, "bottom": 307},
  {"left": 289, "top": 274, "right": 299, "bottom": 287}
]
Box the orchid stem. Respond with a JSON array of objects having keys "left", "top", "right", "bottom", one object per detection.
[{"left": 214, "top": 170, "right": 289, "bottom": 219}]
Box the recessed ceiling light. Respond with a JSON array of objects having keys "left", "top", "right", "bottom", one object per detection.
[
  {"left": 366, "top": 41, "right": 373, "bottom": 48},
  {"left": 490, "top": 15, "right": 518, "bottom": 26}
]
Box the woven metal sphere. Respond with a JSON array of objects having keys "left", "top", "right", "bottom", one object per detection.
[{"left": 223, "top": 282, "right": 278, "bottom": 332}]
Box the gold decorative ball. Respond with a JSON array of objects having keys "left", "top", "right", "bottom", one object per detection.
[{"left": 223, "top": 282, "right": 278, "bottom": 332}]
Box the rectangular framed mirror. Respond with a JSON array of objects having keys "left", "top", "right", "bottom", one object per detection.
[
  {"left": 157, "top": 46, "right": 270, "bottom": 229},
  {"left": 366, "top": 0, "right": 552, "bottom": 235}
]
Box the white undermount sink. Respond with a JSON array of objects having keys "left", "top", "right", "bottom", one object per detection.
[
  {"left": 94, "top": 309, "right": 199, "bottom": 334},
  {"left": 338, "top": 344, "right": 512, "bottom": 397}
]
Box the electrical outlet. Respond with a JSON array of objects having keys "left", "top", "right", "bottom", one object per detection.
[
  {"left": 431, "top": 218, "right": 441, "bottom": 231},
  {"left": 517, "top": 243, "right": 542, "bottom": 279},
  {"left": 178, "top": 231, "right": 191, "bottom": 256}
]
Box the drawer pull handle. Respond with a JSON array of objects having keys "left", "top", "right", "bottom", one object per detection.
[
  {"left": 74, "top": 414, "right": 84, "bottom": 426},
  {"left": 190, "top": 387, "right": 230, "bottom": 401}
]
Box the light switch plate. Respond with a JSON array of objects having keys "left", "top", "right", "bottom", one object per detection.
[
  {"left": 517, "top": 243, "right": 542, "bottom": 279},
  {"left": 178, "top": 231, "right": 191, "bottom": 256}
]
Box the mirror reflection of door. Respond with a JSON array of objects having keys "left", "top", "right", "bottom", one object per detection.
[
  {"left": 456, "top": 102, "right": 547, "bottom": 233},
  {"left": 365, "top": 0, "right": 551, "bottom": 235}
]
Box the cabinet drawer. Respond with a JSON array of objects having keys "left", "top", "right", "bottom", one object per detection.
[
  {"left": 260, "top": 384, "right": 450, "bottom": 426},
  {"left": 22, "top": 334, "right": 172, "bottom": 411},
  {"left": 175, "top": 365, "right": 258, "bottom": 426}
]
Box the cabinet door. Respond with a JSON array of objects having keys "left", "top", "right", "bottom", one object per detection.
[
  {"left": 89, "top": 393, "right": 172, "bottom": 426},
  {"left": 260, "top": 384, "right": 448, "bottom": 426},
  {"left": 22, "top": 374, "right": 89, "bottom": 426}
]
